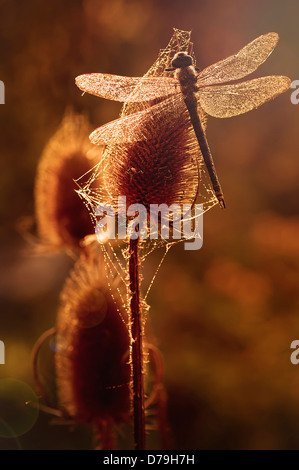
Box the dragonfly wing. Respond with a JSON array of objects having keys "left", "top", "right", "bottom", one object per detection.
[
  {"left": 197, "top": 75, "right": 291, "bottom": 118},
  {"left": 75, "top": 73, "right": 178, "bottom": 102},
  {"left": 90, "top": 94, "right": 185, "bottom": 144},
  {"left": 198, "top": 32, "right": 280, "bottom": 86}
]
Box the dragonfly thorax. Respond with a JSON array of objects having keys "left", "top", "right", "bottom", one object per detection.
[
  {"left": 167, "top": 52, "right": 198, "bottom": 94},
  {"left": 171, "top": 51, "right": 193, "bottom": 69}
]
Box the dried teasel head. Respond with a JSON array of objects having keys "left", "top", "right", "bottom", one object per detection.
[
  {"left": 54, "top": 248, "right": 130, "bottom": 442},
  {"left": 102, "top": 100, "right": 202, "bottom": 214},
  {"left": 34, "top": 110, "right": 101, "bottom": 251}
]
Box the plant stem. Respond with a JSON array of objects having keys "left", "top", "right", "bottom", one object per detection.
[
  {"left": 95, "top": 421, "right": 115, "bottom": 450},
  {"left": 128, "top": 237, "right": 145, "bottom": 450}
]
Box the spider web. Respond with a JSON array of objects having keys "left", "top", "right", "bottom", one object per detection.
[{"left": 76, "top": 28, "right": 218, "bottom": 298}]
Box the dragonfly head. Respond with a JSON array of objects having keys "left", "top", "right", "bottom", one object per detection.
[{"left": 171, "top": 51, "right": 193, "bottom": 69}]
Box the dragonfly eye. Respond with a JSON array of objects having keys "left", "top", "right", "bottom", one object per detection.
[{"left": 171, "top": 52, "right": 193, "bottom": 69}]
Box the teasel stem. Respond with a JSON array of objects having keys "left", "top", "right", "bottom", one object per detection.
[
  {"left": 95, "top": 420, "right": 116, "bottom": 450},
  {"left": 128, "top": 237, "right": 145, "bottom": 450}
]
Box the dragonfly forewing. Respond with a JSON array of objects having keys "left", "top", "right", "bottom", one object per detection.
[
  {"left": 197, "top": 75, "right": 291, "bottom": 118},
  {"left": 75, "top": 73, "right": 178, "bottom": 102},
  {"left": 89, "top": 94, "right": 187, "bottom": 144},
  {"left": 197, "top": 32, "right": 279, "bottom": 87}
]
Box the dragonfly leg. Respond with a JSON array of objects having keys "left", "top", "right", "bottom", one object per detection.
[{"left": 218, "top": 196, "right": 226, "bottom": 209}]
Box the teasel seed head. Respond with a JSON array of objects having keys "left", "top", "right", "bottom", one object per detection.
[
  {"left": 54, "top": 249, "right": 130, "bottom": 429},
  {"left": 35, "top": 109, "right": 101, "bottom": 251},
  {"left": 103, "top": 103, "right": 201, "bottom": 214}
]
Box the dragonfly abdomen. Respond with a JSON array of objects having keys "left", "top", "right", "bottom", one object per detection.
[{"left": 183, "top": 92, "right": 226, "bottom": 208}]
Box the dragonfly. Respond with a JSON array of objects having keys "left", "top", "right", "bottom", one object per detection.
[{"left": 76, "top": 32, "right": 291, "bottom": 209}]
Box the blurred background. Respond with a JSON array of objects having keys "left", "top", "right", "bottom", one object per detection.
[{"left": 1, "top": 0, "right": 299, "bottom": 450}]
